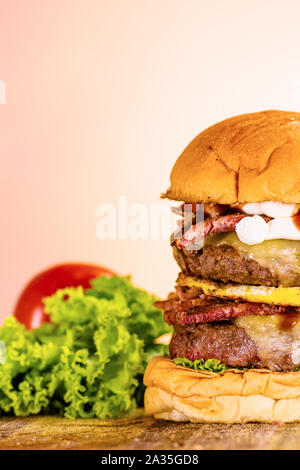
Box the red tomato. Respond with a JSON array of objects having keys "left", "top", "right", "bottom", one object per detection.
[{"left": 13, "top": 263, "right": 114, "bottom": 329}]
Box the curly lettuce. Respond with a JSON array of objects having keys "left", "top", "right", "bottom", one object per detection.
[
  {"left": 0, "top": 276, "right": 170, "bottom": 418},
  {"left": 173, "top": 357, "right": 227, "bottom": 372}
]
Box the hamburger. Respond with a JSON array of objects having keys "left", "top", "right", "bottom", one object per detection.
[{"left": 144, "top": 110, "right": 300, "bottom": 423}]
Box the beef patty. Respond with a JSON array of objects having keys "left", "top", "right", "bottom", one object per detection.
[
  {"left": 170, "top": 321, "right": 295, "bottom": 371},
  {"left": 173, "top": 244, "right": 281, "bottom": 286}
]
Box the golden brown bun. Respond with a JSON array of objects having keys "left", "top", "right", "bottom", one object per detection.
[
  {"left": 144, "top": 356, "right": 300, "bottom": 423},
  {"left": 164, "top": 110, "right": 300, "bottom": 204}
]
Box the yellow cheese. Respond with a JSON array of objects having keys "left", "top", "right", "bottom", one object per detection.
[{"left": 178, "top": 275, "right": 300, "bottom": 306}]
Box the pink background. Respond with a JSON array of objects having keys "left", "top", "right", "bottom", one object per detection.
[{"left": 1, "top": 0, "right": 300, "bottom": 321}]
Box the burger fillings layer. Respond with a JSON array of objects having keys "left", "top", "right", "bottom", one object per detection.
[{"left": 156, "top": 201, "right": 300, "bottom": 372}]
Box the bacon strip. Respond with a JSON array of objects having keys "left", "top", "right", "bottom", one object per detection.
[
  {"left": 173, "top": 213, "right": 272, "bottom": 250},
  {"left": 172, "top": 203, "right": 242, "bottom": 218},
  {"left": 173, "top": 213, "right": 246, "bottom": 249},
  {"left": 154, "top": 297, "right": 298, "bottom": 326}
]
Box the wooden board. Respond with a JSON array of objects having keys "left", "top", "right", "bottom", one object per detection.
[{"left": 1, "top": 413, "right": 300, "bottom": 449}]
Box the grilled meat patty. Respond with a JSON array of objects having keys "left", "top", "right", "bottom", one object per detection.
[
  {"left": 170, "top": 322, "right": 260, "bottom": 368},
  {"left": 170, "top": 320, "right": 297, "bottom": 371},
  {"left": 173, "top": 244, "right": 279, "bottom": 286},
  {"left": 174, "top": 240, "right": 300, "bottom": 287}
]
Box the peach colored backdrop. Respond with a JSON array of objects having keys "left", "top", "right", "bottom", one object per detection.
[{"left": 1, "top": 0, "right": 300, "bottom": 321}]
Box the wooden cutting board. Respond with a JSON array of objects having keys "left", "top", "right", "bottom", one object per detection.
[{"left": 1, "top": 413, "right": 300, "bottom": 449}]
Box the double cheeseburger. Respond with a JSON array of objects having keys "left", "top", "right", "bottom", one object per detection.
[{"left": 144, "top": 110, "right": 300, "bottom": 423}]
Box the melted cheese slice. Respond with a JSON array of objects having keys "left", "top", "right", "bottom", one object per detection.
[{"left": 178, "top": 275, "right": 300, "bottom": 306}]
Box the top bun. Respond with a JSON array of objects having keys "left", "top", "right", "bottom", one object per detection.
[{"left": 164, "top": 110, "right": 300, "bottom": 204}]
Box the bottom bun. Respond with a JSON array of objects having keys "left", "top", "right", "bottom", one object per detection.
[{"left": 144, "top": 356, "right": 300, "bottom": 423}]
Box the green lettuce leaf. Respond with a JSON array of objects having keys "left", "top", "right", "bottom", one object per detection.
[
  {"left": 173, "top": 357, "right": 227, "bottom": 372},
  {"left": 0, "top": 276, "right": 170, "bottom": 418}
]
